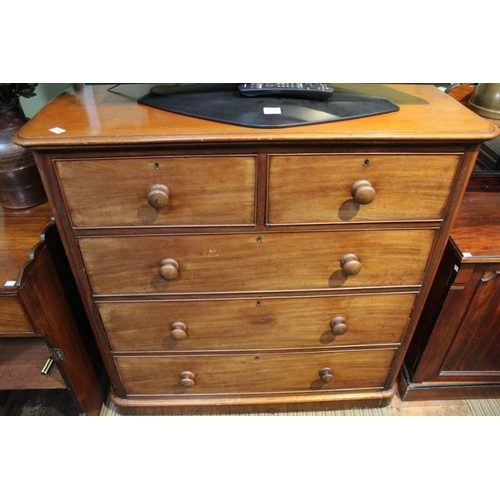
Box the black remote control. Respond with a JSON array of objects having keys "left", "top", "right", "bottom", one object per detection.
[{"left": 238, "top": 83, "right": 334, "bottom": 101}]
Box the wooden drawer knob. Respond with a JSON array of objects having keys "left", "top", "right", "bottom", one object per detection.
[
  {"left": 330, "top": 316, "right": 348, "bottom": 335},
  {"left": 147, "top": 183, "right": 170, "bottom": 209},
  {"left": 351, "top": 179, "right": 376, "bottom": 205},
  {"left": 180, "top": 371, "right": 195, "bottom": 388},
  {"left": 170, "top": 321, "right": 187, "bottom": 340},
  {"left": 319, "top": 367, "right": 334, "bottom": 384},
  {"left": 159, "top": 258, "right": 179, "bottom": 280},
  {"left": 340, "top": 253, "right": 362, "bottom": 276}
]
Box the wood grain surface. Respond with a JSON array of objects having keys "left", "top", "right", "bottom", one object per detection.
[
  {"left": 14, "top": 84, "right": 498, "bottom": 147},
  {"left": 80, "top": 229, "right": 436, "bottom": 295},
  {"left": 115, "top": 348, "right": 396, "bottom": 395},
  {"left": 99, "top": 292, "right": 416, "bottom": 352},
  {"left": 268, "top": 153, "right": 461, "bottom": 224},
  {"left": 56, "top": 155, "right": 257, "bottom": 227}
]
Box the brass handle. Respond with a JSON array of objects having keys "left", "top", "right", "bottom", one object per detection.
[
  {"left": 147, "top": 183, "right": 170, "bottom": 209},
  {"left": 159, "top": 258, "right": 179, "bottom": 280},
  {"left": 41, "top": 357, "right": 54, "bottom": 375},
  {"left": 180, "top": 371, "right": 195, "bottom": 388},
  {"left": 351, "top": 179, "right": 376, "bottom": 205},
  {"left": 319, "top": 367, "right": 334, "bottom": 384},
  {"left": 330, "top": 316, "right": 348, "bottom": 335},
  {"left": 170, "top": 321, "right": 187, "bottom": 340},
  {"left": 340, "top": 253, "right": 362, "bottom": 276}
]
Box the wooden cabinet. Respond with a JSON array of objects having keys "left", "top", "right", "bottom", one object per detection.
[
  {"left": 0, "top": 203, "right": 104, "bottom": 415},
  {"left": 400, "top": 183, "right": 500, "bottom": 400},
  {"left": 15, "top": 84, "right": 497, "bottom": 414}
]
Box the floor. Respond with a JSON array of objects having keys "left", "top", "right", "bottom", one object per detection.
[
  {"left": 2, "top": 387, "right": 499, "bottom": 416},
  {"left": 389, "top": 394, "right": 500, "bottom": 416}
]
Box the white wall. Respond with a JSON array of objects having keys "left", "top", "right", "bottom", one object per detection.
[{"left": 20, "top": 83, "right": 71, "bottom": 119}]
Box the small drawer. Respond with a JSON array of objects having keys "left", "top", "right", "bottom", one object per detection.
[
  {"left": 114, "top": 348, "right": 396, "bottom": 395},
  {"left": 55, "top": 155, "right": 257, "bottom": 227},
  {"left": 267, "top": 153, "right": 462, "bottom": 224},
  {"left": 0, "top": 338, "right": 66, "bottom": 390},
  {"left": 99, "top": 293, "right": 416, "bottom": 352},
  {"left": 79, "top": 229, "right": 436, "bottom": 295},
  {"left": 0, "top": 297, "right": 34, "bottom": 336}
]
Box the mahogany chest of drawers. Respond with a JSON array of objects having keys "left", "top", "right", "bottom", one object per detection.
[{"left": 15, "top": 84, "right": 498, "bottom": 414}]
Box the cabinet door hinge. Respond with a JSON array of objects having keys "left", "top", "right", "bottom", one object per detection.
[
  {"left": 41, "top": 348, "right": 66, "bottom": 375},
  {"left": 50, "top": 348, "right": 66, "bottom": 362}
]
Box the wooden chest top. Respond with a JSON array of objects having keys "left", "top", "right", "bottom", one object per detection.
[{"left": 14, "top": 84, "right": 498, "bottom": 148}]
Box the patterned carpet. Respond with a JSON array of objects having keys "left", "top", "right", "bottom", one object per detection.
[
  {"left": 467, "top": 398, "right": 500, "bottom": 416},
  {"left": 2, "top": 389, "right": 499, "bottom": 416},
  {"left": 99, "top": 396, "right": 500, "bottom": 417},
  {"left": 99, "top": 399, "right": 394, "bottom": 416}
]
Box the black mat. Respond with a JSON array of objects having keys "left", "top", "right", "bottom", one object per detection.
[{"left": 138, "top": 89, "right": 400, "bottom": 128}]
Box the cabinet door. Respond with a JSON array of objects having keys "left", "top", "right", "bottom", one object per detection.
[{"left": 441, "top": 269, "right": 500, "bottom": 376}]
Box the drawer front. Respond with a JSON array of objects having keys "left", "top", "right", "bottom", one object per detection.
[
  {"left": 99, "top": 293, "right": 415, "bottom": 352},
  {"left": 55, "top": 156, "right": 257, "bottom": 227},
  {"left": 80, "top": 229, "right": 435, "bottom": 295},
  {"left": 0, "top": 338, "right": 66, "bottom": 390},
  {"left": 115, "top": 348, "right": 396, "bottom": 395},
  {"left": 268, "top": 154, "right": 461, "bottom": 224},
  {"left": 0, "top": 297, "right": 33, "bottom": 335}
]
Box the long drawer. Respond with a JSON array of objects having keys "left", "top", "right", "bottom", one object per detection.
[
  {"left": 115, "top": 348, "right": 397, "bottom": 395},
  {"left": 99, "top": 293, "right": 415, "bottom": 352},
  {"left": 79, "top": 229, "right": 436, "bottom": 295},
  {"left": 55, "top": 155, "right": 257, "bottom": 227},
  {"left": 268, "top": 153, "right": 461, "bottom": 224},
  {"left": 0, "top": 297, "right": 33, "bottom": 336}
]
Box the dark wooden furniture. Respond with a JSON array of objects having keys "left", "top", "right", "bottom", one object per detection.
[
  {"left": 399, "top": 175, "right": 500, "bottom": 400},
  {"left": 0, "top": 202, "right": 104, "bottom": 415},
  {"left": 14, "top": 84, "right": 498, "bottom": 414}
]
